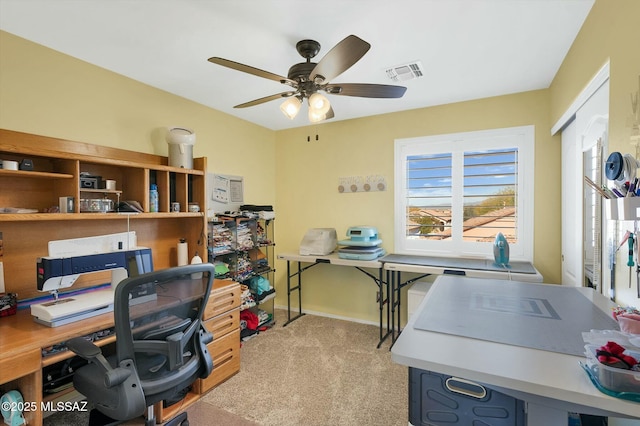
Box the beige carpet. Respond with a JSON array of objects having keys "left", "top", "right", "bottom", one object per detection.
[
  {"left": 44, "top": 310, "right": 407, "bottom": 425},
  {"left": 201, "top": 309, "right": 408, "bottom": 426}
]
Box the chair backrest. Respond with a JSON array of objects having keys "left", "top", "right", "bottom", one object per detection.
[{"left": 112, "top": 263, "right": 215, "bottom": 404}]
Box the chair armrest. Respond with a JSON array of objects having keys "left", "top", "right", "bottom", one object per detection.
[
  {"left": 66, "top": 336, "right": 101, "bottom": 358},
  {"left": 104, "top": 367, "right": 132, "bottom": 388},
  {"left": 201, "top": 330, "right": 213, "bottom": 345},
  {"left": 66, "top": 336, "right": 128, "bottom": 387},
  {"left": 197, "top": 327, "right": 214, "bottom": 378}
]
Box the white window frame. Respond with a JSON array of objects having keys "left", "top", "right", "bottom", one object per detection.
[{"left": 394, "top": 125, "right": 534, "bottom": 261}]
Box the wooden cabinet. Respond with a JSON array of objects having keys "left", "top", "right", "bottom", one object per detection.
[
  {"left": 0, "top": 349, "right": 42, "bottom": 425},
  {"left": 196, "top": 279, "right": 241, "bottom": 394},
  {"left": 154, "top": 279, "right": 240, "bottom": 422},
  {"left": 0, "top": 129, "right": 207, "bottom": 300}
]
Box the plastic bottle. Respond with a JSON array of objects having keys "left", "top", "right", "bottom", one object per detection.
[
  {"left": 190, "top": 251, "right": 203, "bottom": 279},
  {"left": 149, "top": 184, "right": 159, "bottom": 212}
]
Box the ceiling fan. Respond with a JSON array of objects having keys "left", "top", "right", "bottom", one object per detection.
[{"left": 208, "top": 35, "right": 407, "bottom": 123}]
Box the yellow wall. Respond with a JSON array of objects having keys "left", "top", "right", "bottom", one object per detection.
[
  {"left": 0, "top": 31, "right": 276, "bottom": 205},
  {"left": 271, "top": 0, "right": 640, "bottom": 323},
  {"left": 2, "top": 0, "right": 637, "bottom": 325},
  {"left": 549, "top": 0, "right": 640, "bottom": 306},
  {"left": 274, "top": 90, "right": 559, "bottom": 322},
  {"left": 550, "top": 0, "right": 639, "bottom": 152}
]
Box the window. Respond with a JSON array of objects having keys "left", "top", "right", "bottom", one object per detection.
[
  {"left": 583, "top": 140, "right": 603, "bottom": 289},
  {"left": 394, "top": 126, "right": 534, "bottom": 260}
]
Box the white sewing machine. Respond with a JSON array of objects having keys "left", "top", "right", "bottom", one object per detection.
[{"left": 30, "top": 232, "right": 154, "bottom": 327}]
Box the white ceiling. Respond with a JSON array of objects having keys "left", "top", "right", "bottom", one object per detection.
[{"left": 0, "top": 0, "right": 594, "bottom": 131}]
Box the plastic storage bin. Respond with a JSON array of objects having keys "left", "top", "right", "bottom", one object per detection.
[
  {"left": 585, "top": 345, "right": 640, "bottom": 393},
  {"left": 409, "top": 368, "right": 525, "bottom": 426}
]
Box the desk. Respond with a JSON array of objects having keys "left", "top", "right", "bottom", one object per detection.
[
  {"left": 381, "top": 254, "right": 543, "bottom": 342},
  {"left": 391, "top": 275, "right": 640, "bottom": 425},
  {"left": 0, "top": 279, "right": 239, "bottom": 425},
  {"left": 277, "top": 252, "right": 390, "bottom": 348},
  {"left": 0, "top": 308, "right": 116, "bottom": 425}
]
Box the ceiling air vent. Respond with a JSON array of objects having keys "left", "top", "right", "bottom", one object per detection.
[{"left": 385, "top": 61, "right": 424, "bottom": 82}]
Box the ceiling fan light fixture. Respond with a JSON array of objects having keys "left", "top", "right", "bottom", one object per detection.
[
  {"left": 308, "top": 108, "right": 326, "bottom": 123},
  {"left": 280, "top": 97, "right": 302, "bottom": 119},
  {"left": 308, "top": 93, "right": 331, "bottom": 115}
]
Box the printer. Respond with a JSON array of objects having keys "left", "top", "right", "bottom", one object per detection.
[{"left": 299, "top": 228, "right": 337, "bottom": 255}]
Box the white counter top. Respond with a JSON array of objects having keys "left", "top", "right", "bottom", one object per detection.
[{"left": 391, "top": 275, "right": 639, "bottom": 421}]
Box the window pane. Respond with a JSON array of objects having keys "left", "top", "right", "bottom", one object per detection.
[
  {"left": 462, "top": 148, "right": 517, "bottom": 243},
  {"left": 395, "top": 126, "right": 534, "bottom": 260},
  {"left": 406, "top": 153, "right": 452, "bottom": 240}
]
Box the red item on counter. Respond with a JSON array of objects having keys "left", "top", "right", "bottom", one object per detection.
[{"left": 596, "top": 341, "right": 638, "bottom": 369}]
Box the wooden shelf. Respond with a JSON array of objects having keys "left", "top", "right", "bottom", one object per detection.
[
  {"left": 80, "top": 188, "right": 123, "bottom": 195},
  {"left": 1, "top": 128, "right": 208, "bottom": 301},
  {"left": 0, "top": 168, "right": 74, "bottom": 179},
  {"left": 0, "top": 212, "right": 205, "bottom": 221},
  {"left": 79, "top": 156, "right": 206, "bottom": 175}
]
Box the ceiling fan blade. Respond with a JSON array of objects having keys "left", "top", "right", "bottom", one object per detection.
[
  {"left": 325, "top": 83, "right": 407, "bottom": 98},
  {"left": 208, "top": 57, "right": 297, "bottom": 87},
  {"left": 325, "top": 106, "right": 335, "bottom": 120},
  {"left": 234, "top": 92, "right": 296, "bottom": 108},
  {"left": 309, "top": 35, "right": 370, "bottom": 83}
]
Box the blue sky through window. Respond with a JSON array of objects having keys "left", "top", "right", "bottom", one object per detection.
[{"left": 407, "top": 148, "right": 517, "bottom": 208}]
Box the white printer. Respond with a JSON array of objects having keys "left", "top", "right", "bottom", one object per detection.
[{"left": 299, "top": 228, "right": 337, "bottom": 255}]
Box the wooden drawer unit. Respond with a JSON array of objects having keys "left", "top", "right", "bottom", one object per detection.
[
  {"left": 204, "top": 279, "right": 241, "bottom": 320},
  {"left": 196, "top": 279, "right": 241, "bottom": 394},
  {"left": 151, "top": 281, "right": 242, "bottom": 419},
  {"left": 203, "top": 309, "right": 239, "bottom": 338},
  {"left": 196, "top": 328, "right": 241, "bottom": 393}
]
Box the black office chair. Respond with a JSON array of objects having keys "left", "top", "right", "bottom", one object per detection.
[{"left": 66, "top": 263, "right": 215, "bottom": 426}]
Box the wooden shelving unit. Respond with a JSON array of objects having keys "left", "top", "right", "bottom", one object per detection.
[
  {"left": 0, "top": 128, "right": 207, "bottom": 300},
  {"left": 0, "top": 128, "right": 213, "bottom": 425}
]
